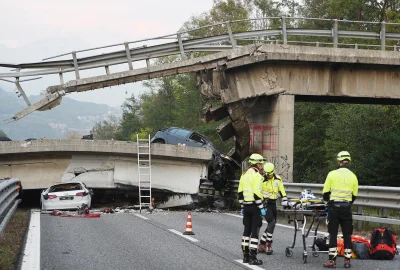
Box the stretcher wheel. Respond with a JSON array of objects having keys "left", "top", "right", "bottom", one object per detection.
[
  {"left": 312, "top": 251, "right": 319, "bottom": 257},
  {"left": 285, "top": 247, "right": 293, "bottom": 257},
  {"left": 302, "top": 254, "right": 307, "bottom": 263}
]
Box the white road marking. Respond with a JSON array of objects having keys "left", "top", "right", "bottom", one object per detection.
[
  {"left": 134, "top": 214, "right": 149, "bottom": 220},
  {"left": 169, "top": 229, "right": 199, "bottom": 242},
  {"left": 234, "top": 259, "right": 265, "bottom": 269},
  {"left": 21, "top": 211, "right": 41, "bottom": 270},
  {"left": 224, "top": 213, "right": 327, "bottom": 235}
]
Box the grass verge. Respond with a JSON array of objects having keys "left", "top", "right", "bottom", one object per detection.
[{"left": 0, "top": 209, "right": 30, "bottom": 270}]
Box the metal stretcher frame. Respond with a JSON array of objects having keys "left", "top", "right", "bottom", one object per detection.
[{"left": 279, "top": 200, "right": 328, "bottom": 264}]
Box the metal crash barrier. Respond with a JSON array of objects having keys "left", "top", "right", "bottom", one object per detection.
[
  {"left": 0, "top": 178, "right": 22, "bottom": 234},
  {"left": 200, "top": 180, "right": 400, "bottom": 226}
]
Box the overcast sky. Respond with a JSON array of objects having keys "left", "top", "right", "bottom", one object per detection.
[{"left": 0, "top": 0, "right": 214, "bottom": 107}]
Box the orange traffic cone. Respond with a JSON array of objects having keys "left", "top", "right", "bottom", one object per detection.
[{"left": 183, "top": 211, "right": 195, "bottom": 235}]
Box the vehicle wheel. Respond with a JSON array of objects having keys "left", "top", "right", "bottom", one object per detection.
[
  {"left": 303, "top": 254, "right": 307, "bottom": 263},
  {"left": 285, "top": 247, "right": 293, "bottom": 257},
  {"left": 152, "top": 139, "right": 165, "bottom": 144}
]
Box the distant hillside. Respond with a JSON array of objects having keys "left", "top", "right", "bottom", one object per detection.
[{"left": 0, "top": 88, "right": 121, "bottom": 140}]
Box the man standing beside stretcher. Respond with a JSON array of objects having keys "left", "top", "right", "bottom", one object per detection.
[
  {"left": 258, "top": 162, "right": 289, "bottom": 255},
  {"left": 322, "top": 151, "right": 358, "bottom": 269}
]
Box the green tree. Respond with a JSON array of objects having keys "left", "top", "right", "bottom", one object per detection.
[
  {"left": 295, "top": 0, "right": 400, "bottom": 48},
  {"left": 324, "top": 104, "right": 400, "bottom": 186},
  {"left": 294, "top": 102, "right": 334, "bottom": 183},
  {"left": 181, "top": 0, "right": 252, "bottom": 42},
  {"left": 114, "top": 95, "right": 143, "bottom": 141},
  {"left": 91, "top": 115, "right": 120, "bottom": 140},
  {"left": 138, "top": 72, "right": 233, "bottom": 153}
]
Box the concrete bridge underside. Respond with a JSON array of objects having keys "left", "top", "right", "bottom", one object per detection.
[{"left": 0, "top": 140, "right": 211, "bottom": 194}]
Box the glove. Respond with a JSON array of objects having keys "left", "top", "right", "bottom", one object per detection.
[
  {"left": 260, "top": 208, "right": 267, "bottom": 216},
  {"left": 240, "top": 209, "right": 244, "bottom": 216}
]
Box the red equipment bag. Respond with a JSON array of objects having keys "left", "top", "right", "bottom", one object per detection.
[{"left": 369, "top": 228, "right": 397, "bottom": 260}]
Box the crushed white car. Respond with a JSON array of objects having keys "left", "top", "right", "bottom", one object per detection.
[{"left": 40, "top": 181, "right": 93, "bottom": 210}]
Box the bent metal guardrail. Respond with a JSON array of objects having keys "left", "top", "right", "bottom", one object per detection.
[
  {"left": 1, "top": 17, "right": 400, "bottom": 81},
  {"left": 199, "top": 180, "right": 400, "bottom": 226},
  {"left": 0, "top": 178, "right": 22, "bottom": 234}
]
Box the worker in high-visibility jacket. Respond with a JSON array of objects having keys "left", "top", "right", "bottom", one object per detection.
[
  {"left": 238, "top": 153, "right": 266, "bottom": 265},
  {"left": 258, "top": 162, "right": 288, "bottom": 255},
  {"left": 322, "top": 151, "right": 358, "bottom": 269}
]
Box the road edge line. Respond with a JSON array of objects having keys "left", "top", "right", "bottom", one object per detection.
[{"left": 21, "top": 210, "right": 40, "bottom": 270}]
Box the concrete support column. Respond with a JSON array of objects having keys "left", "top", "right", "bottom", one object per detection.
[{"left": 245, "top": 94, "right": 294, "bottom": 182}]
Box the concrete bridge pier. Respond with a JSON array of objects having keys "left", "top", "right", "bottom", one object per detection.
[
  {"left": 244, "top": 94, "right": 294, "bottom": 182},
  {"left": 196, "top": 68, "right": 294, "bottom": 182}
]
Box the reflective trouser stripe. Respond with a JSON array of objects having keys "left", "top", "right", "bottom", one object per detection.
[
  {"left": 260, "top": 233, "right": 266, "bottom": 242},
  {"left": 249, "top": 238, "right": 258, "bottom": 250},
  {"left": 344, "top": 249, "right": 352, "bottom": 259},
  {"left": 328, "top": 247, "right": 338, "bottom": 257},
  {"left": 266, "top": 232, "right": 273, "bottom": 242},
  {"left": 242, "top": 236, "right": 249, "bottom": 252}
]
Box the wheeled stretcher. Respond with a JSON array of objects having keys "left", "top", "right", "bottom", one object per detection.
[{"left": 279, "top": 198, "right": 328, "bottom": 263}]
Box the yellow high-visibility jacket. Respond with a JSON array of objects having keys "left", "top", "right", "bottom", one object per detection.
[
  {"left": 323, "top": 167, "right": 358, "bottom": 202},
  {"left": 238, "top": 167, "right": 264, "bottom": 209},
  {"left": 262, "top": 174, "right": 287, "bottom": 201}
]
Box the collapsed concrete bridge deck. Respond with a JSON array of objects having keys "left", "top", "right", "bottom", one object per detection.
[{"left": 0, "top": 140, "right": 212, "bottom": 197}]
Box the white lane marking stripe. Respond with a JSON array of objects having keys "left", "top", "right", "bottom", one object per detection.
[
  {"left": 169, "top": 229, "right": 199, "bottom": 242},
  {"left": 224, "top": 213, "right": 327, "bottom": 235},
  {"left": 21, "top": 211, "right": 40, "bottom": 270},
  {"left": 134, "top": 214, "right": 149, "bottom": 220},
  {"left": 234, "top": 259, "right": 264, "bottom": 269}
]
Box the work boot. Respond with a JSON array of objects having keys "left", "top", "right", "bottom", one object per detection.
[
  {"left": 323, "top": 260, "right": 336, "bottom": 268},
  {"left": 242, "top": 253, "right": 250, "bottom": 264},
  {"left": 258, "top": 244, "right": 266, "bottom": 253},
  {"left": 344, "top": 258, "right": 351, "bottom": 268},
  {"left": 266, "top": 242, "right": 273, "bottom": 255},
  {"left": 249, "top": 254, "right": 263, "bottom": 265}
]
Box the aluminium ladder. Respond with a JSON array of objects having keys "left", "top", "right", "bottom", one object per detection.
[{"left": 136, "top": 134, "right": 152, "bottom": 213}]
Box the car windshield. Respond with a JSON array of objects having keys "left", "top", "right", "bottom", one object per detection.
[{"left": 49, "top": 183, "right": 82, "bottom": 192}]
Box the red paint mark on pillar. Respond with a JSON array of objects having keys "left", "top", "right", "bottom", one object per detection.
[{"left": 249, "top": 124, "right": 276, "bottom": 153}]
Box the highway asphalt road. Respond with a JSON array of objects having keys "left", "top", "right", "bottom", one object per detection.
[{"left": 38, "top": 210, "right": 400, "bottom": 270}]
